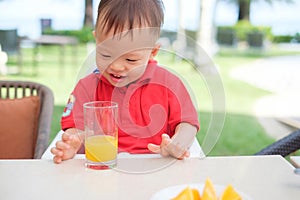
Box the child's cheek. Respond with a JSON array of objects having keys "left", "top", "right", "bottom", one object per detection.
[{"left": 95, "top": 57, "right": 111, "bottom": 72}]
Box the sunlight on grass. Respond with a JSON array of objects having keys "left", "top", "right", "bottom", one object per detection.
[{"left": 157, "top": 50, "right": 278, "bottom": 156}]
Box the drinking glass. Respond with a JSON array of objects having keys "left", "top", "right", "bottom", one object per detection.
[{"left": 83, "top": 101, "right": 118, "bottom": 170}]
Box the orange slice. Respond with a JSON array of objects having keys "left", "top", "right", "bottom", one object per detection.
[
  {"left": 201, "top": 178, "right": 218, "bottom": 200},
  {"left": 171, "top": 187, "right": 193, "bottom": 200},
  {"left": 172, "top": 186, "right": 201, "bottom": 200},
  {"left": 220, "top": 185, "right": 242, "bottom": 200},
  {"left": 192, "top": 188, "right": 202, "bottom": 200}
]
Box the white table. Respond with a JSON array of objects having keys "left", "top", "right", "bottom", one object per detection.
[
  {"left": 41, "top": 130, "right": 205, "bottom": 159},
  {"left": 1, "top": 155, "right": 299, "bottom": 200},
  {"left": 32, "top": 35, "right": 79, "bottom": 75}
]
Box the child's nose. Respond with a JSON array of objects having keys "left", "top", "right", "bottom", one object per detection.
[{"left": 109, "top": 60, "right": 125, "bottom": 72}]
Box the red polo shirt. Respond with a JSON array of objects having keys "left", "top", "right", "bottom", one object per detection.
[{"left": 61, "top": 60, "right": 199, "bottom": 153}]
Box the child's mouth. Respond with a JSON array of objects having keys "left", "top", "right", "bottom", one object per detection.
[{"left": 110, "top": 73, "right": 125, "bottom": 82}]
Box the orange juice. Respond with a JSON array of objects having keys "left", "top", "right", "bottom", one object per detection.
[{"left": 85, "top": 135, "right": 117, "bottom": 162}]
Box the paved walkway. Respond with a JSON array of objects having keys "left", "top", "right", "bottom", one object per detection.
[{"left": 231, "top": 54, "right": 300, "bottom": 139}]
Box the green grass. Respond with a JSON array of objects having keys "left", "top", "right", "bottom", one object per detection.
[
  {"left": 3, "top": 43, "right": 298, "bottom": 156},
  {"left": 156, "top": 52, "right": 275, "bottom": 156},
  {"left": 198, "top": 112, "right": 274, "bottom": 156}
]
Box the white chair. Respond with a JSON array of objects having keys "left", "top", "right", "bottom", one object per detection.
[
  {"left": 0, "top": 47, "right": 8, "bottom": 75},
  {"left": 41, "top": 130, "right": 205, "bottom": 159}
]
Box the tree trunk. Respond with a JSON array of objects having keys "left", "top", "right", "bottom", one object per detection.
[
  {"left": 196, "top": 0, "right": 217, "bottom": 57},
  {"left": 177, "top": 0, "right": 186, "bottom": 47},
  {"left": 83, "top": 0, "right": 94, "bottom": 28},
  {"left": 238, "top": 0, "right": 250, "bottom": 21}
]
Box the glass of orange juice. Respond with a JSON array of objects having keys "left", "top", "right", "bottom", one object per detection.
[{"left": 83, "top": 101, "right": 118, "bottom": 170}]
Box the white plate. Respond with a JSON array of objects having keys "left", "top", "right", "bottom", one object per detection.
[{"left": 150, "top": 183, "right": 252, "bottom": 200}]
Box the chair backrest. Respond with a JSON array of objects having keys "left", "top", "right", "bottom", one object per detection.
[
  {"left": 255, "top": 129, "right": 300, "bottom": 157},
  {"left": 40, "top": 18, "right": 52, "bottom": 34},
  {"left": 0, "top": 29, "right": 20, "bottom": 55},
  {"left": 0, "top": 80, "right": 54, "bottom": 158}
]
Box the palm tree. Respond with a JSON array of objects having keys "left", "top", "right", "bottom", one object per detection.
[
  {"left": 222, "top": 0, "right": 294, "bottom": 22},
  {"left": 83, "top": 0, "right": 94, "bottom": 28},
  {"left": 237, "top": 0, "right": 250, "bottom": 21},
  {"left": 197, "top": 0, "right": 218, "bottom": 56}
]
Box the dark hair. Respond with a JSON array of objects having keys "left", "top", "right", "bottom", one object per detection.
[{"left": 95, "top": 0, "right": 164, "bottom": 37}]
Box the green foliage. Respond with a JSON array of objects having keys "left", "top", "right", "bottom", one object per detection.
[
  {"left": 271, "top": 33, "right": 300, "bottom": 43},
  {"left": 217, "top": 20, "right": 272, "bottom": 42},
  {"left": 43, "top": 26, "right": 95, "bottom": 43},
  {"left": 235, "top": 20, "right": 272, "bottom": 41},
  {"left": 273, "top": 35, "right": 294, "bottom": 43},
  {"left": 234, "top": 20, "right": 253, "bottom": 41}
]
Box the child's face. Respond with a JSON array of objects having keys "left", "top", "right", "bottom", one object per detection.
[{"left": 94, "top": 27, "right": 159, "bottom": 87}]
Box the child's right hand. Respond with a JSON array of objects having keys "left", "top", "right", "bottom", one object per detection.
[{"left": 51, "top": 128, "right": 83, "bottom": 164}]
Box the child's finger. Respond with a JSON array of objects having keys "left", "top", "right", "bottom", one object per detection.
[
  {"left": 184, "top": 151, "right": 190, "bottom": 157},
  {"left": 177, "top": 151, "right": 190, "bottom": 160},
  {"left": 50, "top": 147, "right": 63, "bottom": 156},
  {"left": 53, "top": 156, "right": 62, "bottom": 164},
  {"left": 147, "top": 143, "right": 161, "bottom": 154},
  {"left": 62, "top": 132, "right": 74, "bottom": 142},
  {"left": 62, "top": 132, "right": 82, "bottom": 148},
  {"left": 166, "top": 141, "right": 188, "bottom": 159},
  {"left": 55, "top": 140, "right": 71, "bottom": 150},
  {"left": 161, "top": 133, "right": 171, "bottom": 141}
]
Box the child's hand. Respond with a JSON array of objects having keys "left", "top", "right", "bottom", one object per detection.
[
  {"left": 147, "top": 134, "right": 190, "bottom": 159},
  {"left": 51, "top": 128, "right": 83, "bottom": 164}
]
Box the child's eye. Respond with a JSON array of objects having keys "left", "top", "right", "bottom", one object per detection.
[
  {"left": 101, "top": 54, "right": 111, "bottom": 58},
  {"left": 126, "top": 58, "right": 138, "bottom": 62}
]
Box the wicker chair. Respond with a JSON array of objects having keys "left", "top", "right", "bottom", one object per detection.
[
  {"left": 0, "top": 80, "right": 54, "bottom": 158},
  {"left": 255, "top": 129, "right": 300, "bottom": 157}
]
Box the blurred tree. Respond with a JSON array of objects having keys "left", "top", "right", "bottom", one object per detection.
[
  {"left": 197, "top": 0, "right": 217, "bottom": 56},
  {"left": 238, "top": 0, "right": 250, "bottom": 21},
  {"left": 83, "top": 0, "right": 94, "bottom": 28},
  {"left": 176, "top": 0, "right": 218, "bottom": 56},
  {"left": 222, "top": 0, "right": 294, "bottom": 22}
]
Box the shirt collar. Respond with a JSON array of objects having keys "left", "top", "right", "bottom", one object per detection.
[{"left": 136, "top": 59, "right": 157, "bottom": 85}]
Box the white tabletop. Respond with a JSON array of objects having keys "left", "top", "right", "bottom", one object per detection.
[{"left": 1, "top": 155, "right": 299, "bottom": 200}]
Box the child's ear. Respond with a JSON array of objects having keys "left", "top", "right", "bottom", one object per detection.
[
  {"left": 150, "top": 43, "right": 161, "bottom": 59},
  {"left": 92, "top": 30, "right": 96, "bottom": 38}
]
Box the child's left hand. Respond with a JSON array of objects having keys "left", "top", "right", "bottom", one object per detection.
[{"left": 147, "top": 134, "right": 190, "bottom": 159}]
